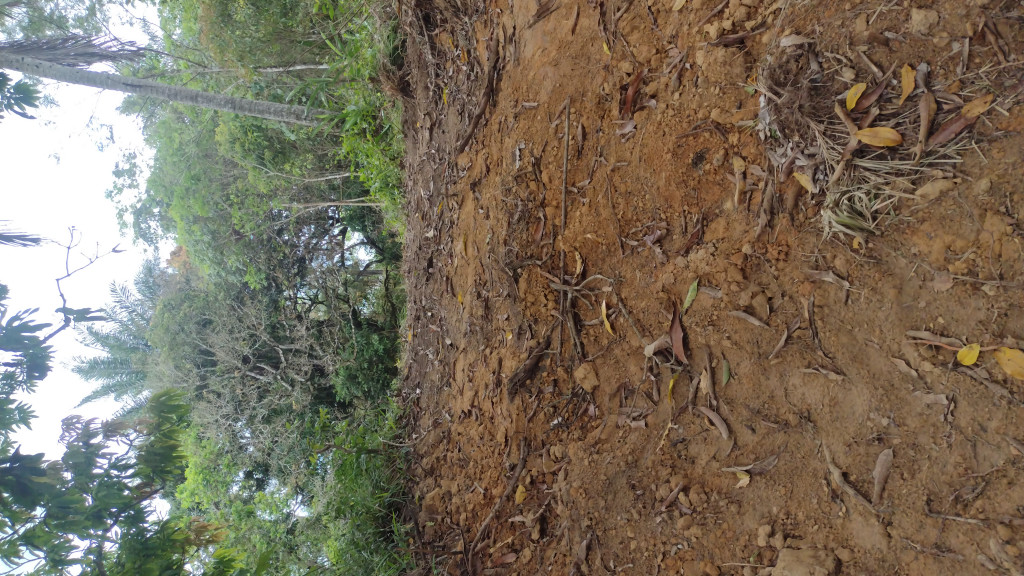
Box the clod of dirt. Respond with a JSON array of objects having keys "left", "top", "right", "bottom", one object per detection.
[
  {"left": 757, "top": 524, "right": 773, "bottom": 547},
  {"left": 773, "top": 548, "right": 838, "bottom": 576},
  {"left": 574, "top": 362, "right": 600, "bottom": 393},
  {"left": 908, "top": 8, "right": 939, "bottom": 35}
]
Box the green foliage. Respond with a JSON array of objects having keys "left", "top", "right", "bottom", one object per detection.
[
  {"left": 0, "top": 71, "right": 39, "bottom": 120},
  {"left": 4, "top": 0, "right": 412, "bottom": 572}
]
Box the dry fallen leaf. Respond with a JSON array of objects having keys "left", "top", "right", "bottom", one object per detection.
[
  {"left": 493, "top": 552, "right": 518, "bottom": 566},
  {"left": 734, "top": 470, "right": 751, "bottom": 488},
  {"left": 697, "top": 406, "right": 730, "bottom": 440},
  {"left": 644, "top": 334, "right": 672, "bottom": 357},
  {"left": 670, "top": 301, "right": 688, "bottom": 363},
  {"left": 672, "top": 0, "right": 686, "bottom": 10},
  {"left": 994, "top": 347, "right": 1024, "bottom": 379},
  {"left": 683, "top": 279, "right": 699, "bottom": 312},
  {"left": 601, "top": 299, "right": 615, "bottom": 336},
  {"left": 855, "top": 126, "right": 903, "bottom": 147},
  {"left": 792, "top": 171, "right": 815, "bottom": 193},
  {"left": 899, "top": 64, "right": 915, "bottom": 105},
  {"left": 961, "top": 93, "right": 994, "bottom": 119},
  {"left": 957, "top": 343, "right": 981, "bottom": 366},
  {"left": 926, "top": 113, "right": 976, "bottom": 150},
  {"left": 729, "top": 310, "right": 768, "bottom": 328},
  {"left": 871, "top": 448, "right": 893, "bottom": 506},
  {"left": 930, "top": 271, "right": 955, "bottom": 292},
  {"left": 846, "top": 83, "right": 867, "bottom": 110},
  {"left": 514, "top": 484, "right": 527, "bottom": 505}
]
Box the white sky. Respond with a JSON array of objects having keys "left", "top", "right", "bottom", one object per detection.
[{"left": 1, "top": 82, "right": 150, "bottom": 458}]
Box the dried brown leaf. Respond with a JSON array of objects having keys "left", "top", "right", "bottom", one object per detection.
[
  {"left": 899, "top": 64, "right": 915, "bottom": 106},
  {"left": 906, "top": 330, "right": 963, "bottom": 348},
  {"left": 852, "top": 63, "right": 896, "bottom": 112},
  {"left": 994, "top": 347, "right": 1024, "bottom": 379},
  {"left": 912, "top": 391, "right": 948, "bottom": 405},
  {"left": 855, "top": 126, "right": 903, "bottom": 147},
  {"left": 768, "top": 318, "right": 801, "bottom": 360},
  {"left": 670, "top": 301, "right": 688, "bottom": 363},
  {"left": 697, "top": 406, "right": 730, "bottom": 439},
  {"left": 871, "top": 448, "right": 893, "bottom": 506},
  {"left": 493, "top": 552, "right": 518, "bottom": 566},
  {"left": 961, "top": 93, "right": 994, "bottom": 119},
  {"left": 926, "top": 113, "right": 976, "bottom": 151},
  {"left": 722, "top": 453, "right": 780, "bottom": 475},
  {"left": 822, "top": 443, "right": 874, "bottom": 512},
  {"left": 643, "top": 334, "right": 672, "bottom": 357},
  {"left": 1004, "top": 435, "right": 1024, "bottom": 456},
  {"left": 621, "top": 69, "right": 645, "bottom": 120},
  {"left": 891, "top": 357, "right": 919, "bottom": 378},
  {"left": 914, "top": 92, "right": 938, "bottom": 162},
  {"left": 729, "top": 310, "right": 768, "bottom": 328},
  {"left": 846, "top": 83, "right": 868, "bottom": 110}
]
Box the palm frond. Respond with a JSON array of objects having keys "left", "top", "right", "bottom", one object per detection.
[{"left": 0, "top": 34, "right": 146, "bottom": 68}]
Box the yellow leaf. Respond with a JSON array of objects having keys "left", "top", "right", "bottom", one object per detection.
[
  {"left": 457, "top": 292, "right": 463, "bottom": 304},
  {"left": 852, "top": 236, "right": 864, "bottom": 250},
  {"left": 514, "top": 484, "right": 527, "bottom": 505},
  {"left": 601, "top": 299, "right": 615, "bottom": 336},
  {"left": 602, "top": 42, "right": 610, "bottom": 55},
  {"left": 506, "top": 331, "right": 513, "bottom": 340},
  {"left": 846, "top": 83, "right": 867, "bottom": 110},
  {"left": 672, "top": 0, "right": 686, "bottom": 10},
  {"left": 956, "top": 343, "right": 980, "bottom": 366},
  {"left": 792, "top": 171, "right": 815, "bottom": 193},
  {"left": 667, "top": 373, "right": 678, "bottom": 406},
  {"left": 994, "top": 347, "right": 1024, "bottom": 379},
  {"left": 735, "top": 471, "right": 751, "bottom": 488},
  {"left": 961, "top": 93, "right": 993, "bottom": 119},
  {"left": 899, "top": 64, "right": 915, "bottom": 106},
  {"left": 855, "top": 127, "right": 903, "bottom": 147},
  {"left": 408, "top": 330, "right": 413, "bottom": 342},
  {"left": 442, "top": 86, "right": 448, "bottom": 106}
]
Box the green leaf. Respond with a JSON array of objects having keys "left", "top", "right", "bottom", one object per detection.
[{"left": 683, "top": 279, "right": 699, "bottom": 313}]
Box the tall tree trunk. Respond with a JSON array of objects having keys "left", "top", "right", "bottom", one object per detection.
[{"left": 0, "top": 52, "right": 331, "bottom": 125}]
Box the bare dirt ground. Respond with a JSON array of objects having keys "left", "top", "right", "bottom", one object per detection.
[{"left": 398, "top": 0, "right": 1024, "bottom": 574}]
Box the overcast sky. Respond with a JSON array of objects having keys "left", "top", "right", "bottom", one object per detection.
[{"left": 1, "top": 81, "right": 151, "bottom": 458}]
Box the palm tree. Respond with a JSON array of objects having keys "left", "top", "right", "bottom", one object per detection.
[
  {"left": 0, "top": 35, "right": 331, "bottom": 125},
  {"left": 72, "top": 257, "right": 162, "bottom": 415}
]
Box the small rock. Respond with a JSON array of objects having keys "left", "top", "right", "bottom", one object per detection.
[
  {"left": 909, "top": 8, "right": 939, "bottom": 35},
  {"left": 834, "top": 547, "right": 854, "bottom": 563},
  {"left": 677, "top": 515, "right": 694, "bottom": 531},
  {"left": 854, "top": 13, "right": 868, "bottom": 34},
  {"left": 975, "top": 177, "right": 992, "bottom": 195},
  {"left": 996, "top": 524, "right": 1013, "bottom": 542},
  {"left": 770, "top": 532, "right": 786, "bottom": 550},
  {"left": 574, "top": 362, "right": 600, "bottom": 393},
  {"left": 839, "top": 67, "right": 856, "bottom": 81},
  {"left": 689, "top": 486, "right": 708, "bottom": 508},
  {"left": 1005, "top": 544, "right": 1020, "bottom": 558},
  {"left": 701, "top": 559, "right": 721, "bottom": 576},
  {"left": 757, "top": 525, "right": 773, "bottom": 547},
  {"left": 773, "top": 548, "right": 837, "bottom": 576}
]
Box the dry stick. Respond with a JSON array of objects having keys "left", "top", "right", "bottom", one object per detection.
[
  {"left": 696, "top": 0, "right": 727, "bottom": 29},
  {"left": 455, "top": 32, "right": 501, "bottom": 155},
  {"left": 605, "top": 178, "right": 625, "bottom": 256},
  {"left": 557, "top": 97, "right": 571, "bottom": 362},
  {"left": 470, "top": 437, "right": 529, "bottom": 556}
]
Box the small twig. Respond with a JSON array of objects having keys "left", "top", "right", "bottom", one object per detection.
[
  {"left": 696, "top": 0, "right": 727, "bottom": 28},
  {"left": 470, "top": 437, "right": 529, "bottom": 555},
  {"left": 455, "top": 31, "right": 501, "bottom": 154},
  {"left": 901, "top": 538, "right": 964, "bottom": 560},
  {"left": 926, "top": 506, "right": 988, "bottom": 526},
  {"left": 558, "top": 97, "right": 571, "bottom": 362}
]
